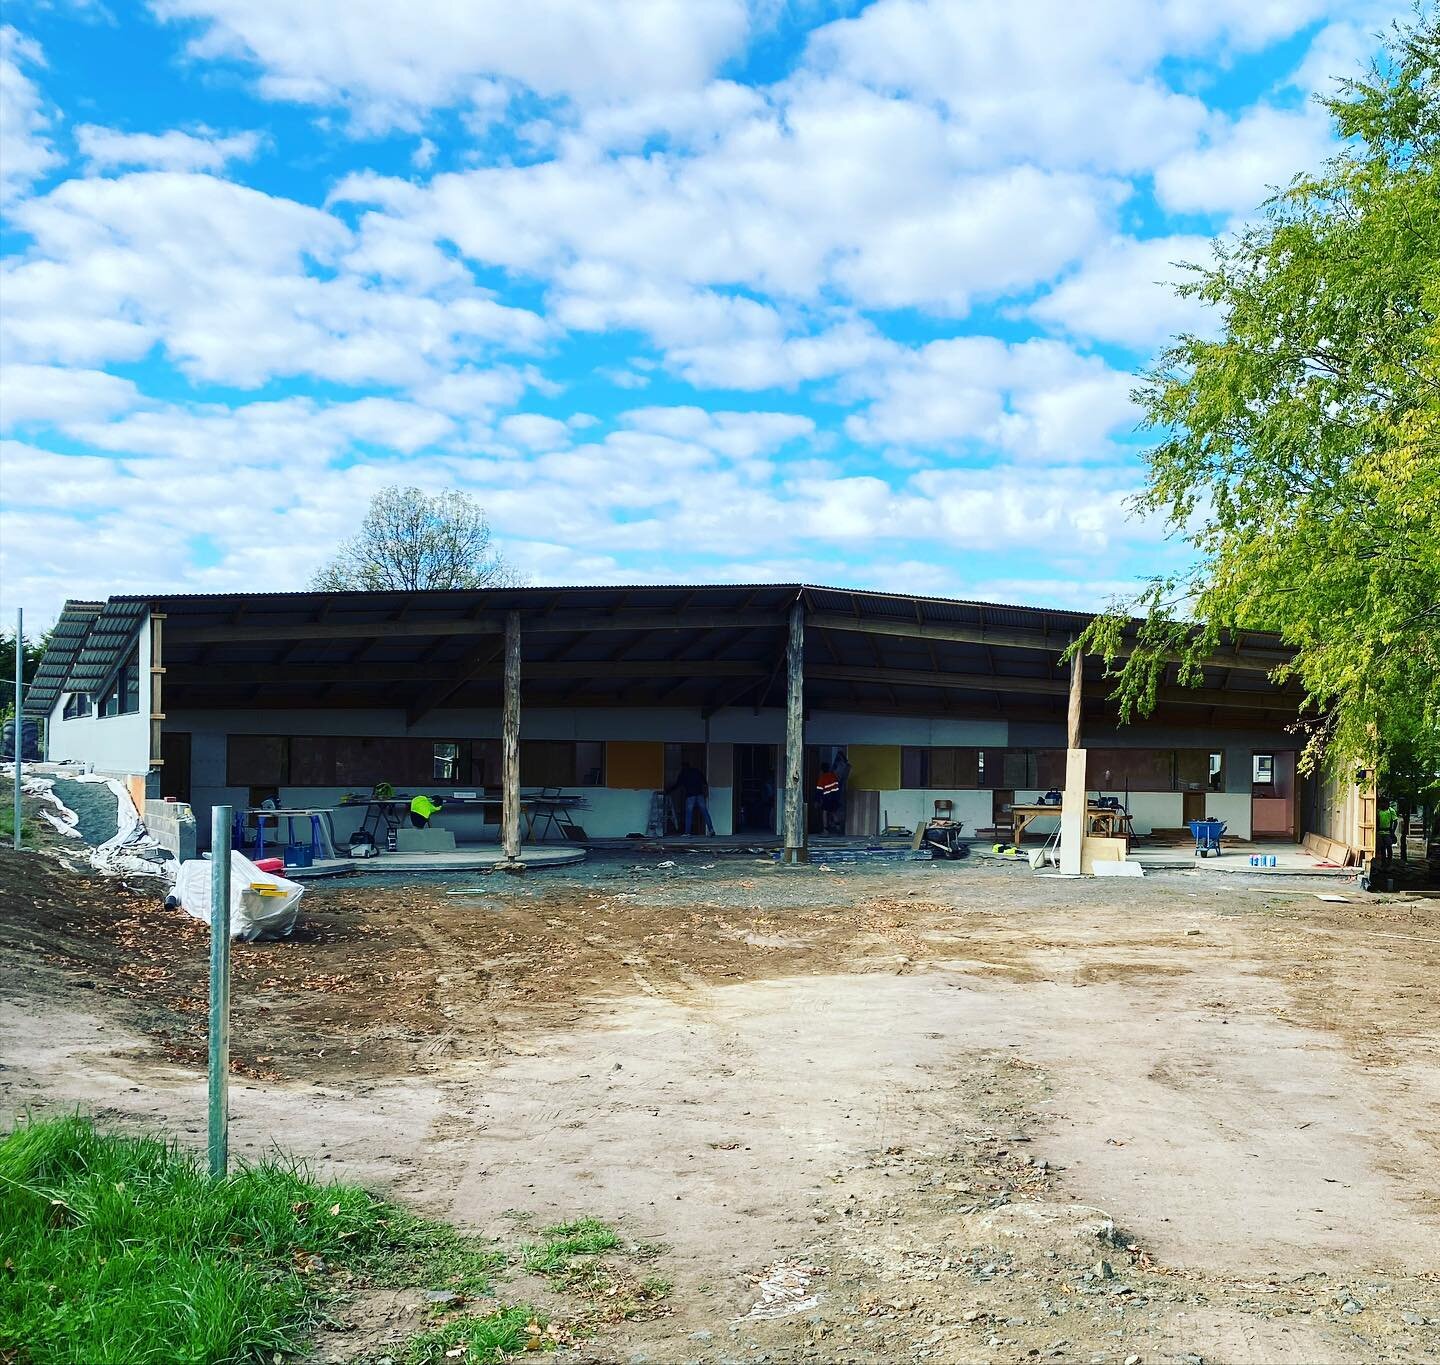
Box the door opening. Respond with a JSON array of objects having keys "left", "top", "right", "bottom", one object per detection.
[{"left": 732, "top": 744, "right": 777, "bottom": 835}]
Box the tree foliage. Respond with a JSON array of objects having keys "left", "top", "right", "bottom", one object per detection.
[
  {"left": 1080, "top": 13, "right": 1440, "bottom": 784},
  {"left": 312, "top": 485, "right": 522, "bottom": 592}
]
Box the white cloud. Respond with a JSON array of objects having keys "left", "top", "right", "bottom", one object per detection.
[
  {"left": 0, "top": 26, "right": 60, "bottom": 205},
  {"left": 2, "top": 171, "right": 547, "bottom": 387},
  {"left": 801, "top": 0, "right": 1331, "bottom": 175},
  {"left": 151, "top": 0, "right": 750, "bottom": 129},
  {"left": 1153, "top": 103, "right": 1335, "bottom": 215},
  {"left": 1029, "top": 234, "right": 1218, "bottom": 348},
  {"left": 75, "top": 125, "right": 261, "bottom": 172},
  {"left": 846, "top": 337, "right": 1138, "bottom": 459},
  {"left": 0, "top": 364, "right": 143, "bottom": 429}
]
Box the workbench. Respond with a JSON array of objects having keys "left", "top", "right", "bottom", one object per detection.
[
  {"left": 340, "top": 790, "right": 590, "bottom": 846},
  {"left": 1010, "top": 802, "right": 1129, "bottom": 845}
]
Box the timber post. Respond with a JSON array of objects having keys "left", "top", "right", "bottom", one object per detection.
[
  {"left": 781, "top": 601, "right": 806, "bottom": 864},
  {"left": 501, "top": 611, "right": 522, "bottom": 868},
  {"left": 1059, "top": 640, "right": 1086, "bottom": 875}
]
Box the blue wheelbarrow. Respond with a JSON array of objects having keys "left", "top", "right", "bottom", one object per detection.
[{"left": 1189, "top": 818, "right": 1226, "bottom": 858}]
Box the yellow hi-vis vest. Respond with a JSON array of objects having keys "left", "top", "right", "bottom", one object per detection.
[{"left": 410, "top": 795, "right": 441, "bottom": 821}]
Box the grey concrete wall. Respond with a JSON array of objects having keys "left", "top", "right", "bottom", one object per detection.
[{"left": 144, "top": 797, "right": 197, "bottom": 860}]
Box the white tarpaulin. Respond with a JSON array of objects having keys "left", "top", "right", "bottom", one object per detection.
[{"left": 173, "top": 850, "right": 304, "bottom": 942}]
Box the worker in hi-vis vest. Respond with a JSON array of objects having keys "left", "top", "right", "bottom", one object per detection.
[
  {"left": 1377, "top": 801, "right": 1397, "bottom": 862},
  {"left": 409, "top": 794, "right": 442, "bottom": 829}
]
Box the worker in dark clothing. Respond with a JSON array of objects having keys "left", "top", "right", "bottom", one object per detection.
[{"left": 667, "top": 762, "right": 715, "bottom": 836}]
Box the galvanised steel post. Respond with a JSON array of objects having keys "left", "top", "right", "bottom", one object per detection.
[
  {"left": 208, "top": 806, "right": 232, "bottom": 1177},
  {"left": 12, "top": 609, "right": 21, "bottom": 851}
]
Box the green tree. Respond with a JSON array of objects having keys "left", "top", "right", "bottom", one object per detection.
[
  {"left": 1081, "top": 13, "right": 1440, "bottom": 785},
  {"left": 0, "top": 628, "right": 48, "bottom": 724},
  {"left": 312, "top": 485, "right": 523, "bottom": 592}
]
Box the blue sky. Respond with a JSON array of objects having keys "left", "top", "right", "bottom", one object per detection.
[{"left": 0, "top": 0, "right": 1397, "bottom": 625}]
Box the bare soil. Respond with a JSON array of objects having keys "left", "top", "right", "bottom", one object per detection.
[{"left": 2, "top": 846, "right": 1438, "bottom": 1364}]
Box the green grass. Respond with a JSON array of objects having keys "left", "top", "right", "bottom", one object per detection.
[
  {"left": 402, "top": 1307, "right": 551, "bottom": 1365},
  {"left": 519, "top": 1217, "right": 621, "bottom": 1274},
  {"left": 0, "top": 799, "right": 31, "bottom": 841},
  {"left": 0, "top": 1115, "right": 504, "bottom": 1365}
]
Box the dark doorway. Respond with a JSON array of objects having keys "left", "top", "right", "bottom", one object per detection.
[
  {"left": 733, "top": 744, "right": 777, "bottom": 834},
  {"left": 159, "top": 731, "right": 191, "bottom": 803}
]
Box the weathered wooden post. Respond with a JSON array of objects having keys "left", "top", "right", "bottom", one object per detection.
[
  {"left": 208, "top": 805, "right": 232, "bottom": 1176},
  {"left": 1059, "top": 644, "right": 1086, "bottom": 875},
  {"left": 781, "top": 601, "right": 806, "bottom": 865},
  {"left": 501, "top": 611, "right": 522, "bottom": 867}
]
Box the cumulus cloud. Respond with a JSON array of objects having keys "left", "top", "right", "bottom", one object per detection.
[
  {"left": 1028, "top": 235, "right": 1219, "bottom": 347},
  {"left": 75, "top": 125, "right": 261, "bottom": 171},
  {"left": 0, "top": 27, "right": 60, "bottom": 205},
  {"left": 845, "top": 338, "right": 1138, "bottom": 459},
  {"left": 150, "top": 0, "right": 750, "bottom": 129},
  {"left": 2, "top": 171, "right": 546, "bottom": 387},
  {"left": 0, "top": 364, "right": 143, "bottom": 429},
  {"left": 0, "top": 0, "right": 1389, "bottom": 624},
  {"left": 1153, "top": 103, "right": 1336, "bottom": 216}
]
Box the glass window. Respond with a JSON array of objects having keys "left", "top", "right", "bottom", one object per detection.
[
  {"left": 62, "top": 692, "right": 92, "bottom": 720},
  {"left": 1253, "top": 753, "right": 1275, "bottom": 785},
  {"left": 433, "top": 741, "right": 462, "bottom": 783},
  {"left": 97, "top": 645, "right": 141, "bottom": 717}
]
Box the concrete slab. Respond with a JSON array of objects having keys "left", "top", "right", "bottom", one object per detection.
[
  {"left": 1129, "top": 839, "right": 1352, "bottom": 876},
  {"left": 287, "top": 845, "right": 586, "bottom": 879}
]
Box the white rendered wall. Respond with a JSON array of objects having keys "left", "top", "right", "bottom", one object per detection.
[
  {"left": 45, "top": 618, "right": 152, "bottom": 777},
  {"left": 1205, "top": 793, "right": 1251, "bottom": 840}
]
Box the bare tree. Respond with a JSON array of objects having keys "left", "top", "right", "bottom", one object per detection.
[{"left": 312, "top": 485, "right": 523, "bottom": 591}]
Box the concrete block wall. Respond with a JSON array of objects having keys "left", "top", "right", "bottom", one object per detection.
[{"left": 144, "top": 798, "right": 197, "bottom": 860}]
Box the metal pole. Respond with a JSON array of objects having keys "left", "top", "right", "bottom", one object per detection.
[
  {"left": 208, "top": 806, "right": 232, "bottom": 1177},
  {"left": 12, "top": 609, "right": 22, "bottom": 850}
]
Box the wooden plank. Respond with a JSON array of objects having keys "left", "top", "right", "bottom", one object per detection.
[
  {"left": 1067, "top": 642, "right": 1082, "bottom": 750},
  {"left": 806, "top": 612, "right": 1285, "bottom": 674},
  {"left": 1081, "top": 835, "right": 1128, "bottom": 875},
  {"left": 500, "top": 612, "right": 521, "bottom": 865},
  {"left": 803, "top": 664, "right": 1299, "bottom": 712},
  {"left": 169, "top": 659, "right": 769, "bottom": 686},
  {"left": 168, "top": 610, "right": 783, "bottom": 645},
  {"left": 781, "top": 602, "right": 806, "bottom": 864}
]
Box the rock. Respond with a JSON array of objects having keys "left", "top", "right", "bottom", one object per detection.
[
  {"left": 1124, "top": 1356, "right": 1141, "bottom": 1365},
  {"left": 1341, "top": 1298, "right": 1364, "bottom": 1314},
  {"left": 1095, "top": 1260, "right": 1115, "bottom": 1279},
  {"left": 423, "top": 1290, "right": 460, "bottom": 1306},
  {"left": 691, "top": 1330, "right": 714, "bottom": 1342},
  {"left": 1401, "top": 1311, "right": 1425, "bottom": 1326}
]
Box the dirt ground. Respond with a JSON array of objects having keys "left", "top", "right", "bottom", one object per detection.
[{"left": 2, "top": 844, "right": 1439, "bottom": 1365}]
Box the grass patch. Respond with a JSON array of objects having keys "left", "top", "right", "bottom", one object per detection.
[
  {"left": 519, "top": 1217, "right": 621, "bottom": 1274},
  {"left": 0, "top": 799, "right": 31, "bottom": 842},
  {"left": 403, "top": 1307, "right": 556, "bottom": 1364},
  {"left": 0, "top": 1114, "right": 504, "bottom": 1365}
]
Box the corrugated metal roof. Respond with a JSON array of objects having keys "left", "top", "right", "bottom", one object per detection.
[{"left": 30, "top": 583, "right": 1298, "bottom": 725}]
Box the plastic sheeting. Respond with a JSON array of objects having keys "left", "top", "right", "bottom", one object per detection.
[
  {"left": 173, "top": 850, "right": 304, "bottom": 942},
  {"left": 19, "top": 771, "right": 174, "bottom": 879}
]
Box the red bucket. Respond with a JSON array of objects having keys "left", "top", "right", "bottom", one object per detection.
[{"left": 252, "top": 857, "right": 285, "bottom": 874}]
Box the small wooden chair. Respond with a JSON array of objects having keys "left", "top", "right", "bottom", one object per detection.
[{"left": 933, "top": 799, "right": 954, "bottom": 822}]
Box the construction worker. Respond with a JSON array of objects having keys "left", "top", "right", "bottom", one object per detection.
[
  {"left": 409, "top": 793, "right": 443, "bottom": 829},
  {"left": 816, "top": 765, "right": 842, "bottom": 835},
  {"left": 666, "top": 762, "right": 715, "bottom": 836},
  {"left": 1377, "top": 800, "right": 1397, "bottom": 862}
]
